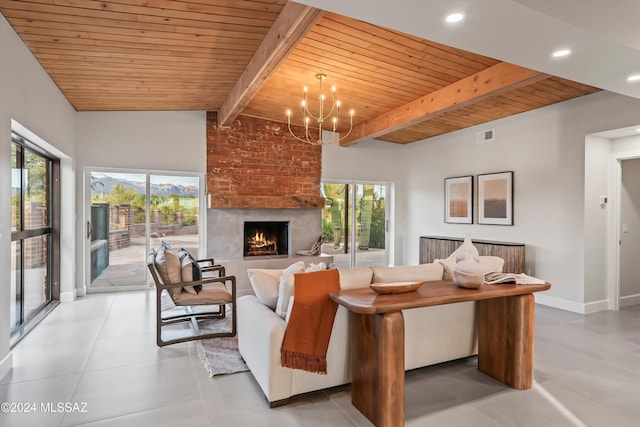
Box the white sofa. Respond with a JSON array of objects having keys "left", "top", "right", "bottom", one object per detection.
[{"left": 237, "top": 257, "right": 504, "bottom": 406}]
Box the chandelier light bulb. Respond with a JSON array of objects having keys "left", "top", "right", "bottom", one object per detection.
[{"left": 286, "top": 73, "right": 355, "bottom": 145}]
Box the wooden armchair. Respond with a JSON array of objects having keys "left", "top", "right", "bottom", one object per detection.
[{"left": 147, "top": 247, "right": 237, "bottom": 347}]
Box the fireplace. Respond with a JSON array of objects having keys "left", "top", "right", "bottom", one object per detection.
[{"left": 244, "top": 221, "right": 289, "bottom": 257}]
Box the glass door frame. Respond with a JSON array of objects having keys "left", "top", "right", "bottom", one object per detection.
[
  {"left": 83, "top": 167, "right": 207, "bottom": 292},
  {"left": 10, "top": 133, "right": 60, "bottom": 340},
  {"left": 321, "top": 179, "right": 392, "bottom": 268}
]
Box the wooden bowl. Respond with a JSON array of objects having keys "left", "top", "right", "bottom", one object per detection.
[{"left": 370, "top": 281, "right": 424, "bottom": 295}]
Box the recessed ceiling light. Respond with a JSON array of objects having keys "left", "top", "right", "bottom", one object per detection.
[
  {"left": 627, "top": 74, "right": 640, "bottom": 82},
  {"left": 552, "top": 49, "right": 571, "bottom": 58},
  {"left": 445, "top": 13, "right": 464, "bottom": 23},
  {"left": 636, "top": 128, "right": 640, "bottom": 132}
]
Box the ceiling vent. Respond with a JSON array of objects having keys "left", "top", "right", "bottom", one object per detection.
[{"left": 476, "top": 128, "right": 495, "bottom": 144}]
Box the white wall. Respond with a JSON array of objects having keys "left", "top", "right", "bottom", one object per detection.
[
  {"left": 0, "top": 15, "right": 76, "bottom": 378},
  {"left": 75, "top": 111, "right": 206, "bottom": 172},
  {"left": 584, "top": 135, "right": 611, "bottom": 307},
  {"left": 324, "top": 91, "right": 640, "bottom": 312},
  {"left": 74, "top": 111, "right": 207, "bottom": 293}
]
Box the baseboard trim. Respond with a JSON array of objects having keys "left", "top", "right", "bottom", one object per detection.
[
  {"left": 0, "top": 351, "right": 13, "bottom": 381},
  {"left": 535, "top": 294, "right": 608, "bottom": 314},
  {"left": 583, "top": 299, "right": 609, "bottom": 314},
  {"left": 76, "top": 285, "right": 87, "bottom": 298},
  {"left": 620, "top": 293, "right": 640, "bottom": 308},
  {"left": 60, "top": 288, "right": 77, "bottom": 302}
]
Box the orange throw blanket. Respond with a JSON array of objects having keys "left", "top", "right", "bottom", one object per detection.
[{"left": 280, "top": 269, "right": 341, "bottom": 374}]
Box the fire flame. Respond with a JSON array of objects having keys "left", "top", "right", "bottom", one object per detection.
[{"left": 249, "top": 231, "right": 277, "bottom": 252}]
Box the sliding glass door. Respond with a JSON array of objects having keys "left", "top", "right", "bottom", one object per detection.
[
  {"left": 11, "top": 135, "right": 58, "bottom": 335},
  {"left": 89, "top": 171, "right": 148, "bottom": 289},
  {"left": 321, "top": 181, "right": 389, "bottom": 268},
  {"left": 86, "top": 169, "right": 204, "bottom": 291}
]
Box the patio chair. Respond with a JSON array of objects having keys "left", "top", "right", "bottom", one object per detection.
[{"left": 147, "top": 245, "right": 236, "bottom": 347}]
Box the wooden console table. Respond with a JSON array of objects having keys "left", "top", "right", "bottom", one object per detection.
[{"left": 329, "top": 280, "right": 550, "bottom": 427}]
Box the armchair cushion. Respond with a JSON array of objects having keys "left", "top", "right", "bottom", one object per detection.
[
  {"left": 155, "top": 243, "right": 182, "bottom": 298},
  {"left": 173, "top": 282, "right": 232, "bottom": 305},
  {"left": 180, "top": 253, "right": 203, "bottom": 295}
]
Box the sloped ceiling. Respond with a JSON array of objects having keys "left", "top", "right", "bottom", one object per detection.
[{"left": 0, "top": 0, "right": 602, "bottom": 145}]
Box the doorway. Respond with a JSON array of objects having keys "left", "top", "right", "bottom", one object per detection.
[
  {"left": 619, "top": 159, "right": 640, "bottom": 307},
  {"left": 85, "top": 169, "right": 205, "bottom": 291},
  {"left": 321, "top": 181, "right": 390, "bottom": 268}
]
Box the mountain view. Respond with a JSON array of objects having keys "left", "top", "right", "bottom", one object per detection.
[{"left": 91, "top": 175, "right": 198, "bottom": 197}]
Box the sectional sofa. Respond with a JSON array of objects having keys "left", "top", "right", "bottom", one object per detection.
[{"left": 237, "top": 256, "right": 504, "bottom": 406}]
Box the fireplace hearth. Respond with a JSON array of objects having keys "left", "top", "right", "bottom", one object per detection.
[{"left": 244, "top": 221, "right": 289, "bottom": 257}]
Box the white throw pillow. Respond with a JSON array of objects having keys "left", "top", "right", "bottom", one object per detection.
[
  {"left": 285, "top": 295, "right": 295, "bottom": 323},
  {"left": 338, "top": 267, "right": 373, "bottom": 290},
  {"left": 247, "top": 268, "right": 283, "bottom": 310},
  {"left": 478, "top": 256, "right": 505, "bottom": 274},
  {"left": 275, "top": 261, "right": 306, "bottom": 318},
  {"left": 435, "top": 258, "right": 457, "bottom": 281},
  {"left": 305, "top": 262, "right": 327, "bottom": 272},
  {"left": 371, "top": 263, "right": 444, "bottom": 283},
  {"left": 447, "top": 236, "right": 480, "bottom": 262}
]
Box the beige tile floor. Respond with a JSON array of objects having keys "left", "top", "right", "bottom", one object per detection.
[{"left": 1, "top": 291, "right": 639, "bottom": 426}]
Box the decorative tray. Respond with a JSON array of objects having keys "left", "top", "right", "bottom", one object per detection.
[{"left": 370, "top": 281, "right": 424, "bottom": 295}]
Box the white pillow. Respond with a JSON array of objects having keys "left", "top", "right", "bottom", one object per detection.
[
  {"left": 247, "top": 269, "right": 283, "bottom": 310},
  {"left": 447, "top": 236, "right": 480, "bottom": 262},
  {"left": 478, "top": 256, "right": 505, "bottom": 274},
  {"left": 338, "top": 267, "right": 373, "bottom": 290},
  {"left": 285, "top": 295, "right": 295, "bottom": 323},
  {"left": 305, "top": 262, "right": 327, "bottom": 272},
  {"left": 435, "top": 258, "right": 457, "bottom": 280},
  {"left": 371, "top": 263, "right": 444, "bottom": 283},
  {"left": 275, "top": 261, "right": 306, "bottom": 318}
]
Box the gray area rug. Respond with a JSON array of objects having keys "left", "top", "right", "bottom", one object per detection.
[{"left": 195, "top": 309, "right": 248, "bottom": 377}]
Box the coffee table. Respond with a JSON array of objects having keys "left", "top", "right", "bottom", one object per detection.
[{"left": 329, "top": 280, "right": 551, "bottom": 427}]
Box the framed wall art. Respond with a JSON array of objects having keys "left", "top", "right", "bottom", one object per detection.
[
  {"left": 444, "top": 176, "right": 473, "bottom": 224},
  {"left": 477, "top": 171, "right": 513, "bottom": 225}
]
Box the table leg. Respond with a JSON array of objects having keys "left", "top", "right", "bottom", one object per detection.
[
  {"left": 350, "top": 311, "right": 405, "bottom": 427},
  {"left": 476, "top": 294, "right": 535, "bottom": 389}
]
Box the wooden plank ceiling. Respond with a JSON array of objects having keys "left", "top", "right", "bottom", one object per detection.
[{"left": 0, "top": 0, "right": 600, "bottom": 145}]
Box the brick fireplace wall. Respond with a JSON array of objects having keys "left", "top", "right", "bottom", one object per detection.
[{"left": 206, "top": 112, "right": 324, "bottom": 209}]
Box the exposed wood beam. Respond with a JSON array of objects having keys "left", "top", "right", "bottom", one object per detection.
[
  {"left": 217, "top": 2, "right": 322, "bottom": 126},
  {"left": 340, "top": 62, "right": 547, "bottom": 146}
]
